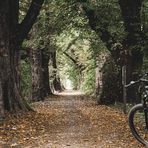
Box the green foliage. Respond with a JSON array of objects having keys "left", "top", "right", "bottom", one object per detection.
[
  {"left": 81, "top": 60, "right": 95, "bottom": 94},
  {"left": 57, "top": 48, "right": 80, "bottom": 90},
  {"left": 64, "top": 64, "right": 80, "bottom": 90},
  {"left": 19, "top": 0, "right": 31, "bottom": 23},
  {"left": 21, "top": 0, "right": 111, "bottom": 95},
  {"left": 80, "top": 0, "right": 126, "bottom": 42},
  {"left": 25, "top": 10, "right": 51, "bottom": 50},
  {"left": 56, "top": 27, "right": 97, "bottom": 93}
]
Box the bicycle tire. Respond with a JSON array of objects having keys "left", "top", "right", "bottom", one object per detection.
[{"left": 128, "top": 104, "right": 148, "bottom": 146}]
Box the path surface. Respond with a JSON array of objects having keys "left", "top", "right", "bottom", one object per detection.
[{"left": 0, "top": 91, "right": 144, "bottom": 148}]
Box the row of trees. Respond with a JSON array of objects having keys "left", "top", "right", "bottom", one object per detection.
[
  {"left": 77, "top": 0, "right": 148, "bottom": 104},
  {"left": 0, "top": 0, "right": 148, "bottom": 119},
  {"left": 54, "top": 0, "right": 148, "bottom": 104}
]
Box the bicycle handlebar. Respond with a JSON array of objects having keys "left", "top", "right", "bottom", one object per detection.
[
  {"left": 125, "top": 80, "right": 140, "bottom": 88},
  {"left": 125, "top": 73, "right": 148, "bottom": 88}
]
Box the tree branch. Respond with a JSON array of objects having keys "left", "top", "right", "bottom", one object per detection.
[
  {"left": 18, "top": 0, "right": 44, "bottom": 44},
  {"left": 63, "top": 51, "right": 77, "bottom": 64},
  {"left": 63, "top": 51, "right": 86, "bottom": 71}
]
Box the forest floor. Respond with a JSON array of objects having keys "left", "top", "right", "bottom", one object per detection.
[{"left": 0, "top": 90, "right": 145, "bottom": 148}]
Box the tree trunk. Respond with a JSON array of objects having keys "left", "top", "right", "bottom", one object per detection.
[
  {"left": 95, "top": 58, "right": 101, "bottom": 97},
  {"left": 31, "top": 48, "right": 44, "bottom": 101},
  {"left": 98, "top": 56, "right": 123, "bottom": 104},
  {"left": 53, "top": 77, "right": 62, "bottom": 92},
  {"left": 0, "top": 1, "right": 31, "bottom": 116},
  {"left": 119, "top": 0, "right": 144, "bottom": 103},
  {"left": 49, "top": 51, "right": 62, "bottom": 92},
  {"left": 0, "top": 81, "right": 4, "bottom": 119},
  {"left": 0, "top": 1, "right": 10, "bottom": 116},
  {"left": 0, "top": 0, "right": 44, "bottom": 118},
  {"left": 125, "top": 53, "right": 143, "bottom": 103},
  {"left": 42, "top": 50, "right": 52, "bottom": 97}
]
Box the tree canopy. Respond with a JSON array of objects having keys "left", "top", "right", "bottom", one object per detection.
[{"left": 0, "top": 0, "right": 148, "bottom": 118}]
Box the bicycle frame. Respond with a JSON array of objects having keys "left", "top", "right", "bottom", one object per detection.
[
  {"left": 125, "top": 75, "right": 148, "bottom": 129},
  {"left": 127, "top": 73, "right": 148, "bottom": 146}
]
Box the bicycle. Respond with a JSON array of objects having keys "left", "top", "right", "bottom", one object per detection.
[{"left": 125, "top": 73, "right": 148, "bottom": 146}]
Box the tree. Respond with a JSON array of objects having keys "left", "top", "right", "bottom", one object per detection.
[
  {"left": 0, "top": 0, "right": 44, "bottom": 117},
  {"left": 27, "top": 9, "right": 53, "bottom": 101},
  {"left": 75, "top": 0, "right": 124, "bottom": 104},
  {"left": 31, "top": 48, "right": 44, "bottom": 101},
  {"left": 42, "top": 50, "right": 52, "bottom": 97},
  {"left": 25, "top": 3, "right": 64, "bottom": 96},
  {"left": 49, "top": 51, "right": 62, "bottom": 92},
  {"left": 119, "top": 0, "right": 145, "bottom": 103}
]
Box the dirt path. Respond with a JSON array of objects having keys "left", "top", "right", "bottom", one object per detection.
[{"left": 0, "top": 91, "right": 144, "bottom": 148}]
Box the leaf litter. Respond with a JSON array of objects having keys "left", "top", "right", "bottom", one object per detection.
[{"left": 0, "top": 92, "right": 145, "bottom": 148}]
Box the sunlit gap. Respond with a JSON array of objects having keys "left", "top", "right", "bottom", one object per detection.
[
  {"left": 63, "top": 79, "right": 73, "bottom": 90},
  {"left": 59, "top": 76, "right": 84, "bottom": 96}
]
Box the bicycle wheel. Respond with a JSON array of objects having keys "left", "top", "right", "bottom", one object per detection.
[{"left": 128, "top": 104, "right": 148, "bottom": 146}]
